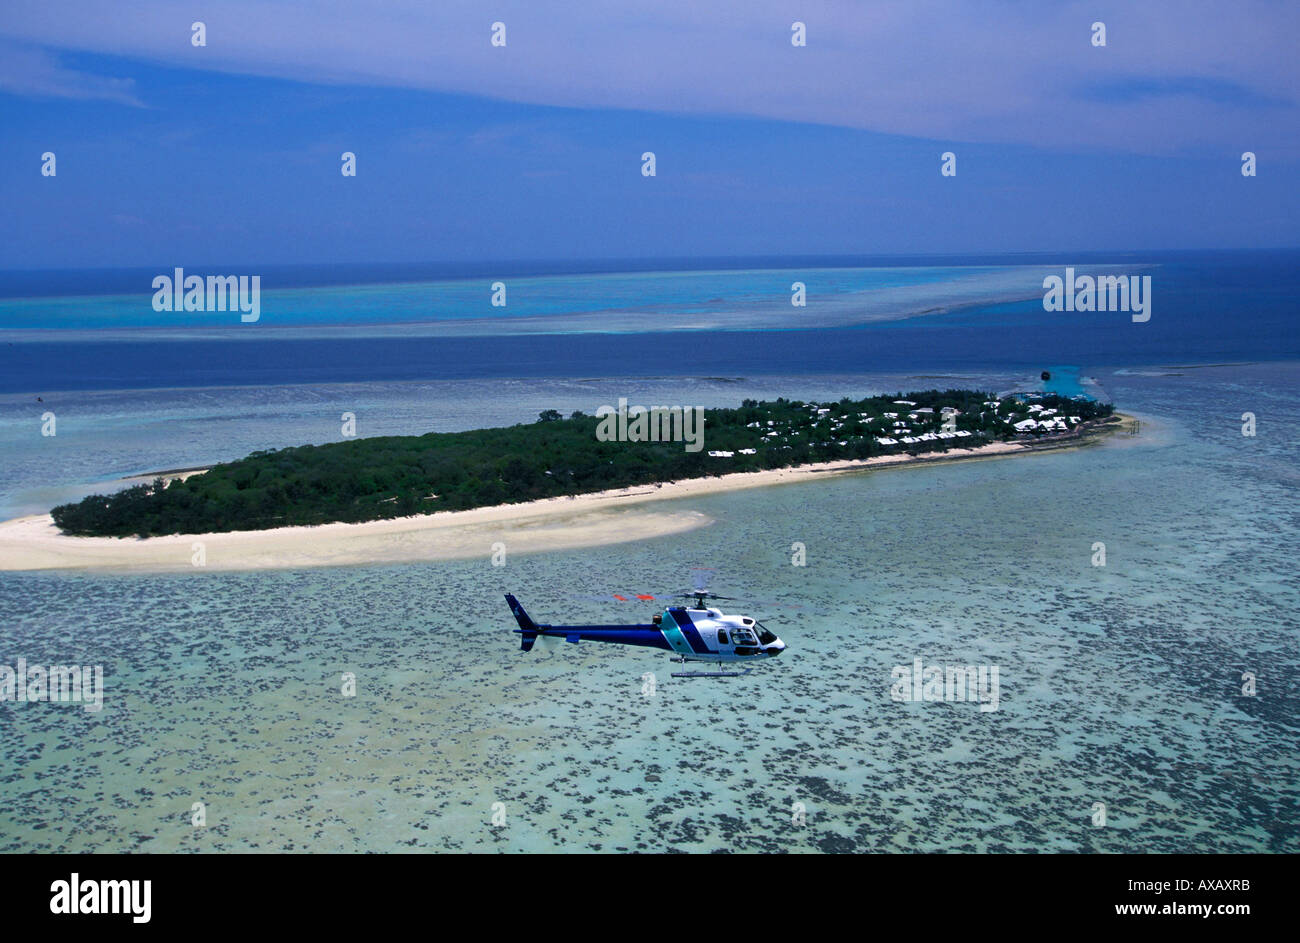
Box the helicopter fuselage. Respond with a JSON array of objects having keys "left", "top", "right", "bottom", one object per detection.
[{"left": 506, "top": 596, "right": 785, "bottom": 663}]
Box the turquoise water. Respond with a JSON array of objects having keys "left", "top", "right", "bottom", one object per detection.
[
  {"left": 0, "top": 265, "right": 1093, "bottom": 335},
  {"left": 1041, "top": 365, "right": 1085, "bottom": 397},
  {"left": 1, "top": 363, "right": 1296, "bottom": 852},
  {"left": 3, "top": 254, "right": 1294, "bottom": 398}
]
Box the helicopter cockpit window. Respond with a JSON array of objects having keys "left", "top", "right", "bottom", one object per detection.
[
  {"left": 717, "top": 629, "right": 729, "bottom": 645},
  {"left": 755, "top": 623, "right": 777, "bottom": 645},
  {"left": 732, "top": 627, "right": 756, "bottom": 645}
]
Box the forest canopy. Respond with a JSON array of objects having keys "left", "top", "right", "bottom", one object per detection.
[{"left": 50, "top": 391, "right": 1112, "bottom": 537}]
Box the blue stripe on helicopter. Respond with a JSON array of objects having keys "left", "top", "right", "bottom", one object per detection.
[
  {"left": 679, "top": 623, "right": 713, "bottom": 655},
  {"left": 659, "top": 619, "right": 695, "bottom": 655},
  {"left": 669, "top": 609, "right": 714, "bottom": 655}
]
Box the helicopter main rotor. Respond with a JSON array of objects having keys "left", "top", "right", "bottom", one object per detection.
[{"left": 679, "top": 591, "right": 736, "bottom": 609}]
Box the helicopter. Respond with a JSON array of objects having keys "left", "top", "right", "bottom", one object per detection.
[{"left": 505, "top": 591, "right": 786, "bottom": 678}]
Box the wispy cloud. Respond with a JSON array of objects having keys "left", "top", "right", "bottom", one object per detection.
[
  {"left": 0, "top": 1, "right": 1296, "bottom": 153},
  {"left": 1074, "top": 75, "right": 1292, "bottom": 108},
  {"left": 0, "top": 40, "right": 144, "bottom": 106}
]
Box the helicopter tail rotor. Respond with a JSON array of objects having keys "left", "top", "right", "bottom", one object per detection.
[{"left": 505, "top": 594, "right": 540, "bottom": 652}]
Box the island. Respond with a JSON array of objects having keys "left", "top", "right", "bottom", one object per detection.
[{"left": 50, "top": 389, "right": 1115, "bottom": 539}]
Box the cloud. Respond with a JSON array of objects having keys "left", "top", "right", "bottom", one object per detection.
[
  {"left": 0, "top": 40, "right": 144, "bottom": 106},
  {"left": 0, "top": 1, "right": 1296, "bottom": 153}
]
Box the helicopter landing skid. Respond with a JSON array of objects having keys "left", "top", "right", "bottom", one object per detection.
[{"left": 670, "top": 656, "right": 752, "bottom": 679}]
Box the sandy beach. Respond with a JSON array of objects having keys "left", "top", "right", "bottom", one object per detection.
[{"left": 0, "top": 422, "right": 1125, "bottom": 573}]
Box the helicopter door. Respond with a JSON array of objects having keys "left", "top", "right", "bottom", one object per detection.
[{"left": 730, "top": 626, "right": 759, "bottom": 657}]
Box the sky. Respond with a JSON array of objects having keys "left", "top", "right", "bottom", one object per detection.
[{"left": 1, "top": 0, "right": 1297, "bottom": 268}]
